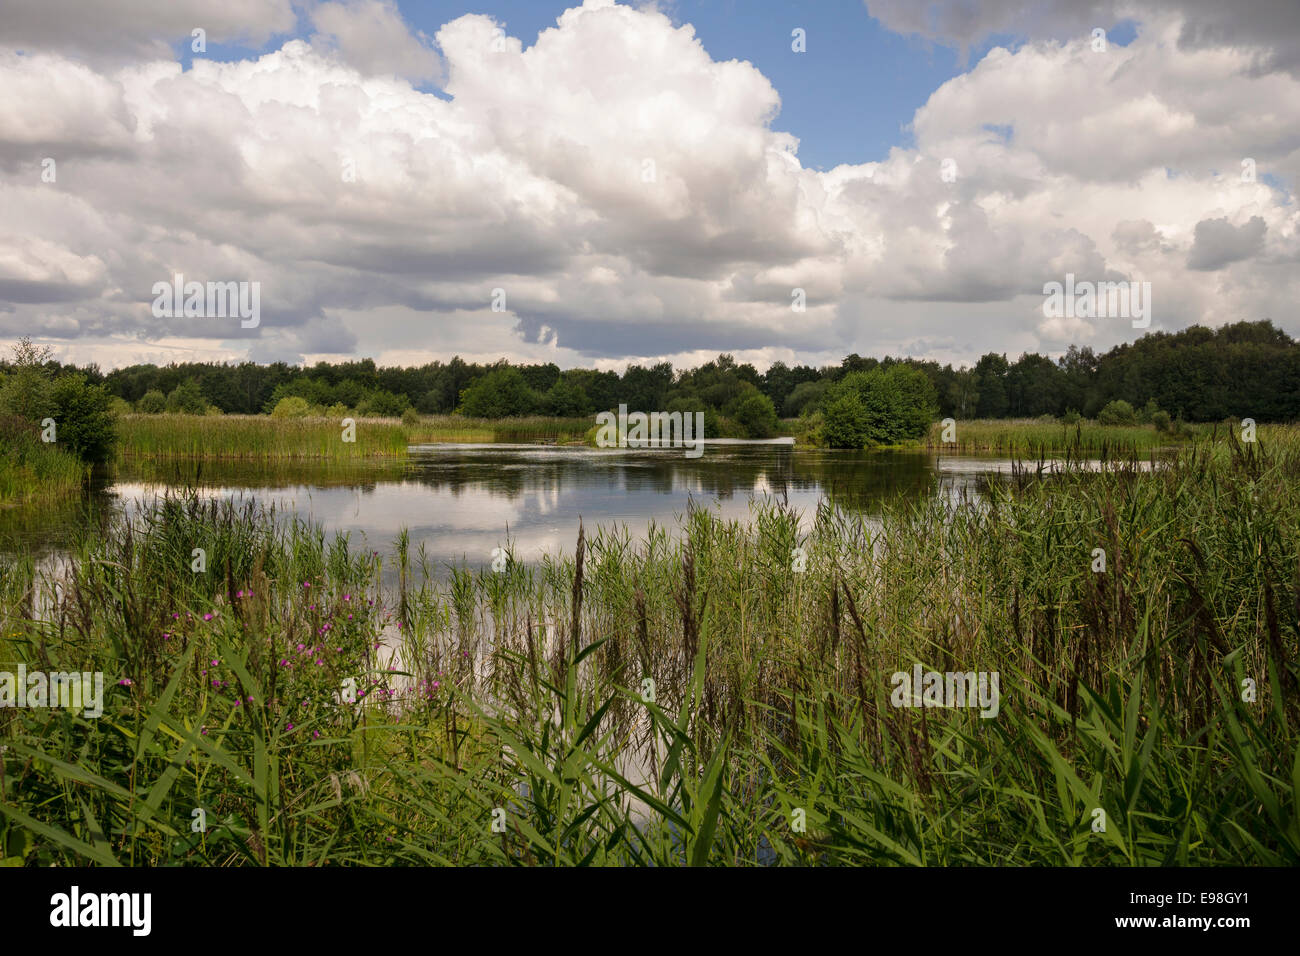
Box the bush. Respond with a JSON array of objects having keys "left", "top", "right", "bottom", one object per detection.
[
  {"left": 270, "top": 396, "right": 311, "bottom": 419},
  {"left": 1097, "top": 399, "right": 1137, "bottom": 426},
  {"left": 1152, "top": 409, "right": 1171, "bottom": 432},
  {"left": 820, "top": 393, "right": 870, "bottom": 448},
  {"left": 820, "top": 365, "right": 937, "bottom": 448},
  {"left": 1061, "top": 408, "right": 1082, "bottom": 425},
  {"left": 401, "top": 407, "right": 420, "bottom": 427},
  {"left": 48, "top": 373, "right": 118, "bottom": 464},
  {"left": 356, "top": 390, "right": 410, "bottom": 417},
  {"left": 326, "top": 402, "right": 350, "bottom": 418},
  {"left": 1139, "top": 398, "right": 1160, "bottom": 424},
  {"left": 725, "top": 385, "right": 779, "bottom": 439},
  {"left": 135, "top": 390, "right": 167, "bottom": 414},
  {"left": 166, "top": 381, "right": 208, "bottom": 415},
  {"left": 783, "top": 380, "right": 827, "bottom": 417},
  {"left": 459, "top": 368, "right": 537, "bottom": 418},
  {"left": 0, "top": 337, "right": 54, "bottom": 422},
  {"left": 543, "top": 378, "right": 593, "bottom": 417}
]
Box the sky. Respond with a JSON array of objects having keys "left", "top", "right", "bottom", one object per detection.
[{"left": 0, "top": 0, "right": 1297, "bottom": 373}]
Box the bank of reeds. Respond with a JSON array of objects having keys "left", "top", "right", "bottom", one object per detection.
[
  {"left": 403, "top": 415, "right": 593, "bottom": 445},
  {"left": 0, "top": 415, "right": 87, "bottom": 506},
  {"left": 2, "top": 429, "right": 1297, "bottom": 865},
  {"left": 117, "top": 414, "right": 408, "bottom": 460},
  {"left": 925, "top": 417, "right": 1198, "bottom": 456}
]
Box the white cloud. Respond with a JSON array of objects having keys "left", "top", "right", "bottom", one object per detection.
[
  {"left": 0, "top": 0, "right": 296, "bottom": 64},
  {"left": 0, "top": 0, "right": 1297, "bottom": 371},
  {"left": 309, "top": 0, "right": 442, "bottom": 82}
]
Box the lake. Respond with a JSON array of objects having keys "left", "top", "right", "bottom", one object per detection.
[{"left": 1, "top": 442, "right": 1025, "bottom": 570}]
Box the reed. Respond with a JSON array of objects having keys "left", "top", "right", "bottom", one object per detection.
[
  {"left": 0, "top": 416, "right": 87, "bottom": 505},
  {"left": 925, "top": 417, "right": 1178, "bottom": 454},
  {"left": 403, "top": 415, "right": 594, "bottom": 445},
  {"left": 2, "top": 429, "right": 1297, "bottom": 865},
  {"left": 117, "top": 414, "right": 408, "bottom": 460}
]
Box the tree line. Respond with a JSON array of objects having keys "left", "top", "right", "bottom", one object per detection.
[{"left": 5, "top": 320, "right": 1297, "bottom": 431}]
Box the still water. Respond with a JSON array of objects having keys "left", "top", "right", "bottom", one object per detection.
[{"left": 1, "top": 443, "right": 1020, "bottom": 568}]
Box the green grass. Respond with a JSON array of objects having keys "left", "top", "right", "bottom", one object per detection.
[
  {"left": 118, "top": 414, "right": 408, "bottom": 460},
  {"left": 922, "top": 416, "right": 1228, "bottom": 455},
  {"left": 2, "top": 428, "right": 1297, "bottom": 865},
  {"left": 403, "top": 415, "right": 593, "bottom": 445},
  {"left": 0, "top": 416, "right": 87, "bottom": 506}
]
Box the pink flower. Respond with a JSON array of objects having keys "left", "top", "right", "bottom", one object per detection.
[
  {"left": 203, "top": 613, "right": 213, "bottom": 621},
  {"left": 118, "top": 678, "right": 133, "bottom": 686},
  {"left": 286, "top": 723, "right": 294, "bottom": 731}
]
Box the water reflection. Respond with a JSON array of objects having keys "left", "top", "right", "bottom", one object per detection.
[{"left": 1, "top": 444, "right": 1013, "bottom": 569}]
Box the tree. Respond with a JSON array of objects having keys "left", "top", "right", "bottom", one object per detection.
[
  {"left": 726, "top": 385, "right": 779, "bottom": 438},
  {"left": 136, "top": 390, "right": 167, "bottom": 414},
  {"left": 166, "top": 380, "right": 208, "bottom": 415},
  {"left": 821, "top": 392, "right": 869, "bottom": 448},
  {"left": 271, "top": 396, "right": 311, "bottom": 418},
  {"left": 544, "top": 377, "right": 593, "bottom": 417},
  {"left": 0, "top": 337, "right": 55, "bottom": 422},
  {"left": 48, "top": 373, "right": 118, "bottom": 464},
  {"left": 820, "top": 365, "right": 936, "bottom": 447},
  {"left": 783, "top": 380, "right": 826, "bottom": 417},
  {"left": 973, "top": 353, "right": 1010, "bottom": 418},
  {"left": 459, "top": 367, "right": 537, "bottom": 418},
  {"left": 1097, "top": 399, "right": 1137, "bottom": 425},
  {"left": 356, "top": 390, "right": 410, "bottom": 417}
]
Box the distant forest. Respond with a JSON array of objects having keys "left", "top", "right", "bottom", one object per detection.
[{"left": 9, "top": 320, "right": 1298, "bottom": 423}]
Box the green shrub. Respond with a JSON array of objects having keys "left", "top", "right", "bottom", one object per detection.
[
  {"left": 459, "top": 368, "right": 537, "bottom": 418},
  {"left": 166, "top": 381, "right": 208, "bottom": 415},
  {"left": 136, "top": 390, "right": 167, "bottom": 414},
  {"left": 1152, "top": 409, "right": 1171, "bottom": 432},
  {"left": 783, "top": 380, "right": 826, "bottom": 417},
  {"left": 356, "top": 389, "right": 411, "bottom": 417},
  {"left": 725, "top": 385, "right": 779, "bottom": 438},
  {"left": 1061, "top": 408, "right": 1082, "bottom": 425},
  {"left": 543, "top": 378, "right": 593, "bottom": 417},
  {"left": 820, "top": 392, "right": 869, "bottom": 448},
  {"left": 1097, "top": 399, "right": 1138, "bottom": 426},
  {"left": 820, "top": 365, "right": 937, "bottom": 448},
  {"left": 401, "top": 407, "right": 420, "bottom": 427},
  {"left": 48, "top": 373, "right": 118, "bottom": 465},
  {"left": 270, "top": 396, "right": 311, "bottom": 419}
]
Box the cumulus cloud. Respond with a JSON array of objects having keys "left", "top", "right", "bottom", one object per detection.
[
  {"left": 1187, "top": 215, "right": 1268, "bottom": 270},
  {"left": 309, "top": 0, "right": 443, "bottom": 82},
  {"left": 0, "top": 0, "right": 295, "bottom": 64},
  {"left": 0, "top": 0, "right": 1297, "bottom": 370},
  {"left": 864, "top": 0, "right": 1300, "bottom": 74}
]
